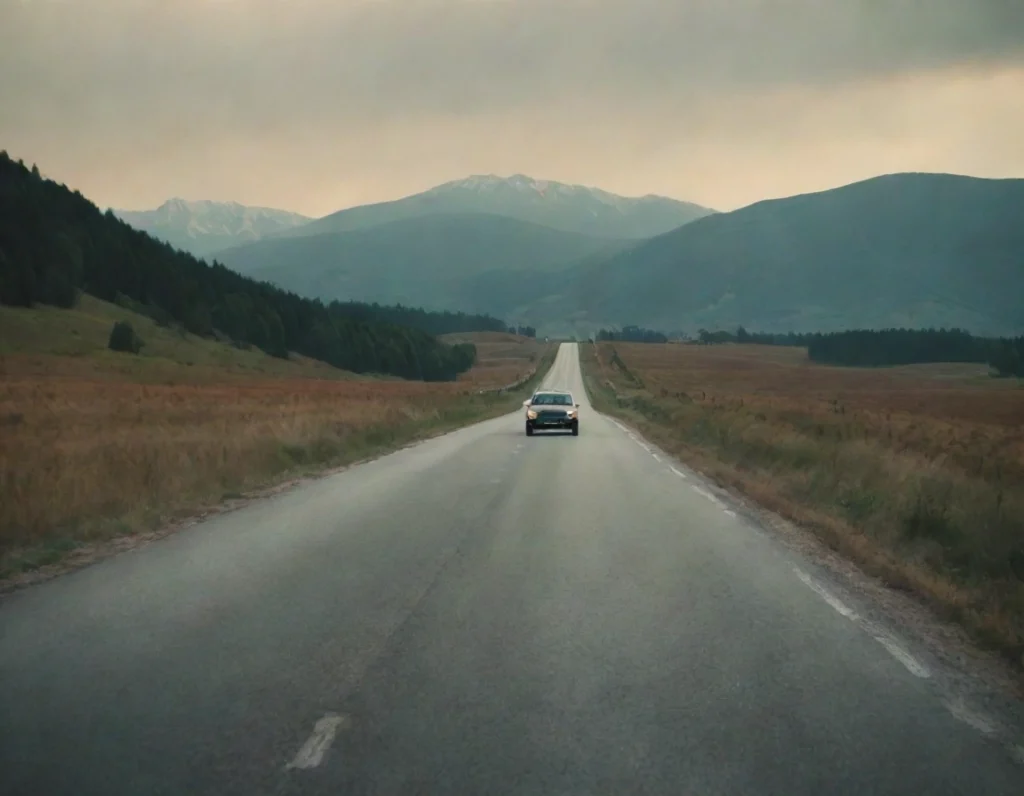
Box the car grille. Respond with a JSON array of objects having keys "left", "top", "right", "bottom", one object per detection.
[{"left": 537, "top": 410, "right": 567, "bottom": 420}]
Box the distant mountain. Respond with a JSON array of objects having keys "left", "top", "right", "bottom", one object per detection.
[
  {"left": 275, "top": 174, "right": 715, "bottom": 241},
  {"left": 113, "top": 199, "right": 311, "bottom": 256},
  {"left": 217, "top": 212, "right": 629, "bottom": 318},
  {"left": 521, "top": 173, "right": 1024, "bottom": 338}
]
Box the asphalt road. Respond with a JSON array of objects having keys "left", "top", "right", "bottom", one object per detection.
[{"left": 1, "top": 343, "right": 1021, "bottom": 795}]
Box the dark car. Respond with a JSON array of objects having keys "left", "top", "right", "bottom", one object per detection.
[{"left": 523, "top": 390, "right": 580, "bottom": 436}]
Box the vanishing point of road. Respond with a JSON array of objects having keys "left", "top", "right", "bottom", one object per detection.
[{"left": 2, "top": 344, "right": 1022, "bottom": 794}]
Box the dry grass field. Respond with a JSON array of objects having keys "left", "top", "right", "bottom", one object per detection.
[
  {"left": 0, "top": 299, "right": 555, "bottom": 580},
  {"left": 440, "top": 331, "right": 549, "bottom": 390},
  {"left": 581, "top": 341, "right": 1024, "bottom": 668}
]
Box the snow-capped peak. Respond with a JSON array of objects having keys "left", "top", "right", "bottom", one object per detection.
[
  {"left": 409, "top": 173, "right": 715, "bottom": 236},
  {"left": 427, "top": 173, "right": 680, "bottom": 208},
  {"left": 111, "top": 199, "right": 312, "bottom": 256}
]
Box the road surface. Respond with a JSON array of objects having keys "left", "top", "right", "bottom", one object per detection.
[{"left": 1, "top": 343, "right": 1021, "bottom": 795}]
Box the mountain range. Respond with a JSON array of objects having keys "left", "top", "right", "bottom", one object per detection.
[
  {"left": 216, "top": 212, "right": 629, "bottom": 315},
  {"left": 121, "top": 172, "right": 1024, "bottom": 338},
  {"left": 518, "top": 173, "right": 1024, "bottom": 337},
  {"left": 113, "top": 199, "right": 311, "bottom": 256},
  {"left": 116, "top": 175, "right": 712, "bottom": 256}
]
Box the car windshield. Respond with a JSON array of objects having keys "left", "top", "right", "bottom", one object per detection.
[{"left": 532, "top": 393, "right": 572, "bottom": 406}]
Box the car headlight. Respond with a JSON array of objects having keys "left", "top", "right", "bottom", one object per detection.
[
  {"left": 566, "top": 410, "right": 577, "bottom": 418},
  {"left": 527, "top": 410, "right": 538, "bottom": 419}
]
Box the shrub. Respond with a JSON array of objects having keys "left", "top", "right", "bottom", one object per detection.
[{"left": 108, "top": 321, "right": 143, "bottom": 354}]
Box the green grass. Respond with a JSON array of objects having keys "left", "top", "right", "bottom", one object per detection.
[{"left": 0, "top": 294, "right": 357, "bottom": 382}]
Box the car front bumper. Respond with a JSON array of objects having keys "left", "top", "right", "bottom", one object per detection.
[{"left": 527, "top": 416, "right": 578, "bottom": 429}]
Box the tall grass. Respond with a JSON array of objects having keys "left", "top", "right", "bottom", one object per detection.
[
  {"left": 1, "top": 345, "right": 557, "bottom": 577},
  {"left": 581, "top": 342, "right": 1024, "bottom": 669}
]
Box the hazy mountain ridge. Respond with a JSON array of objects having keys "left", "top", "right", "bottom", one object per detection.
[
  {"left": 216, "top": 212, "right": 630, "bottom": 317},
  {"left": 274, "top": 173, "right": 715, "bottom": 240},
  {"left": 114, "top": 199, "right": 312, "bottom": 256},
  {"left": 131, "top": 172, "right": 1022, "bottom": 340},
  {"left": 524, "top": 172, "right": 1024, "bottom": 338}
]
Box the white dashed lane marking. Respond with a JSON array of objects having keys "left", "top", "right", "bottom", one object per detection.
[
  {"left": 286, "top": 713, "right": 349, "bottom": 770},
  {"left": 692, "top": 485, "right": 723, "bottom": 507},
  {"left": 871, "top": 633, "right": 931, "bottom": 679},
  {"left": 794, "top": 568, "right": 858, "bottom": 620},
  {"left": 944, "top": 696, "right": 1000, "bottom": 736},
  {"left": 612, "top": 415, "right": 1013, "bottom": 756},
  {"left": 794, "top": 568, "right": 930, "bottom": 679}
]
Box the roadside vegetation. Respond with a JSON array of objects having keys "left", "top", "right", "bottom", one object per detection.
[
  {"left": 0, "top": 299, "right": 556, "bottom": 584},
  {"left": 0, "top": 149, "right": 560, "bottom": 585},
  {"left": 580, "top": 341, "right": 1024, "bottom": 670},
  {"left": 441, "top": 330, "right": 549, "bottom": 390}
]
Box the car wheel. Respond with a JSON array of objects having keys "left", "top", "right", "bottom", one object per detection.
[
  {"left": 571, "top": 423, "right": 579, "bottom": 437},
  {"left": 526, "top": 424, "right": 533, "bottom": 436}
]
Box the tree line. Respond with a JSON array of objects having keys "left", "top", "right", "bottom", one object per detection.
[
  {"left": 594, "top": 320, "right": 1024, "bottom": 377},
  {"left": 508, "top": 325, "right": 537, "bottom": 338},
  {"left": 806, "top": 328, "right": 1024, "bottom": 376},
  {"left": 695, "top": 327, "right": 810, "bottom": 346},
  {"left": 701, "top": 326, "right": 1023, "bottom": 377},
  {"left": 596, "top": 325, "right": 668, "bottom": 343},
  {"left": 329, "top": 301, "right": 506, "bottom": 337},
  {"left": 0, "top": 152, "right": 505, "bottom": 380}
]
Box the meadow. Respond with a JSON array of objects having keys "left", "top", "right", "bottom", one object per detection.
[
  {"left": 441, "top": 330, "right": 550, "bottom": 390},
  {"left": 581, "top": 341, "right": 1024, "bottom": 668},
  {"left": 0, "top": 299, "right": 554, "bottom": 581}
]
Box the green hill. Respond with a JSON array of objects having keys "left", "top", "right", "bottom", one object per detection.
[
  {"left": 0, "top": 293, "right": 360, "bottom": 382},
  {"left": 524, "top": 173, "right": 1024, "bottom": 337},
  {"left": 0, "top": 151, "right": 503, "bottom": 381},
  {"left": 216, "top": 212, "right": 629, "bottom": 317}
]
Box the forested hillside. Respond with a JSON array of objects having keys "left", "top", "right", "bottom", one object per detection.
[
  {"left": 0, "top": 152, "right": 501, "bottom": 380},
  {"left": 325, "top": 301, "right": 507, "bottom": 336}
]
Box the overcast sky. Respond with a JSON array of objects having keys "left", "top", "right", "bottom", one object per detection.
[{"left": 2, "top": 0, "right": 1023, "bottom": 216}]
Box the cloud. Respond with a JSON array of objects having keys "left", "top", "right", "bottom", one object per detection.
[
  {"left": 6, "top": 1, "right": 1024, "bottom": 119},
  {"left": 1, "top": 0, "right": 1022, "bottom": 213}
]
